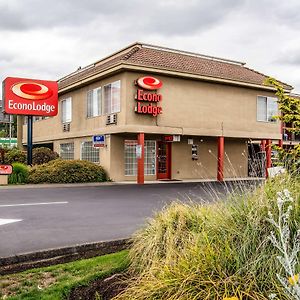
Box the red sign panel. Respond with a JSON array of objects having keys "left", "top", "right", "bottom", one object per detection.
[
  {"left": 0, "top": 165, "right": 13, "bottom": 175},
  {"left": 3, "top": 77, "right": 58, "bottom": 116}
]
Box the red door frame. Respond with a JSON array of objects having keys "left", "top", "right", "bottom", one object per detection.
[{"left": 157, "top": 141, "right": 171, "bottom": 180}]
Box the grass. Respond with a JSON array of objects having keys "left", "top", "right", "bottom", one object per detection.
[
  {"left": 114, "top": 175, "right": 300, "bottom": 299},
  {"left": 0, "top": 250, "right": 129, "bottom": 300}
]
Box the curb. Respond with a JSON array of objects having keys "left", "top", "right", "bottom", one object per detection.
[{"left": 0, "top": 238, "right": 131, "bottom": 275}]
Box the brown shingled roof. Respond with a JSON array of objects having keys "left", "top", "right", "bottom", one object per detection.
[{"left": 58, "top": 43, "right": 293, "bottom": 90}]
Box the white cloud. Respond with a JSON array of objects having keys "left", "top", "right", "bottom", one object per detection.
[{"left": 1, "top": 0, "right": 300, "bottom": 95}]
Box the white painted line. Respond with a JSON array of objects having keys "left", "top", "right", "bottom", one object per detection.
[
  {"left": 0, "top": 218, "right": 22, "bottom": 226},
  {"left": 0, "top": 201, "right": 68, "bottom": 208}
]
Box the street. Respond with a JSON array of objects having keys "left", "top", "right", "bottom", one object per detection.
[{"left": 0, "top": 181, "right": 255, "bottom": 257}]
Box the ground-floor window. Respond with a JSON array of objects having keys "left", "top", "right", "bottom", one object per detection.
[
  {"left": 81, "top": 141, "right": 100, "bottom": 163},
  {"left": 60, "top": 143, "right": 74, "bottom": 160},
  {"left": 124, "top": 140, "right": 156, "bottom": 176}
]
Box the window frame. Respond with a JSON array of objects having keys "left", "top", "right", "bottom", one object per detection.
[
  {"left": 124, "top": 140, "right": 156, "bottom": 176},
  {"left": 80, "top": 141, "right": 100, "bottom": 163},
  {"left": 103, "top": 80, "right": 121, "bottom": 115},
  {"left": 59, "top": 142, "right": 74, "bottom": 160},
  {"left": 87, "top": 87, "right": 102, "bottom": 118},
  {"left": 257, "top": 95, "right": 278, "bottom": 123},
  {"left": 61, "top": 97, "right": 72, "bottom": 123}
]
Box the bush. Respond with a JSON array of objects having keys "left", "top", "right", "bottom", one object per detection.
[
  {"left": 4, "top": 148, "right": 26, "bottom": 164},
  {"left": 28, "top": 159, "right": 107, "bottom": 184},
  {"left": 8, "top": 163, "right": 29, "bottom": 184},
  {"left": 115, "top": 176, "right": 300, "bottom": 300},
  {"left": 32, "top": 147, "right": 59, "bottom": 165}
]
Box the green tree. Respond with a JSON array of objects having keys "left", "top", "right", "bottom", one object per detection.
[{"left": 265, "top": 78, "right": 300, "bottom": 174}]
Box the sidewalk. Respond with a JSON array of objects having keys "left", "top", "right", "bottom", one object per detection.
[{"left": 0, "top": 177, "right": 264, "bottom": 190}]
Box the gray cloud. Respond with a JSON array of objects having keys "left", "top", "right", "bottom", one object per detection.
[{"left": 1, "top": 0, "right": 300, "bottom": 94}]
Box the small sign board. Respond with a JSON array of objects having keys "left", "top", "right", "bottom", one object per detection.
[
  {"left": 0, "top": 165, "right": 12, "bottom": 175},
  {"left": 164, "top": 135, "right": 181, "bottom": 142},
  {"left": 136, "top": 145, "right": 142, "bottom": 159},
  {"left": 93, "top": 135, "right": 105, "bottom": 148}
]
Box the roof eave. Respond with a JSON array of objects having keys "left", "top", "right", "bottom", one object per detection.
[{"left": 58, "top": 62, "right": 292, "bottom": 95}]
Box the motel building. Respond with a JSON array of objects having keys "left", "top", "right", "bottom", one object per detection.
[{"left": 21, "top": 43, "right": 295, "bottom": 183}]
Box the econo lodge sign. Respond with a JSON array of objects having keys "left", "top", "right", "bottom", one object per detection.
[
  {"left": 3, "top": 77, "right": 58, "bottom": 116},
  {"left": 135, "top": 76, "right": 163, "bottom": 117}
]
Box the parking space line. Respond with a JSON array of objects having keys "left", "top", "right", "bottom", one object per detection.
[{"left": 0, "top": 201, "right": 68, "bottom": 208}]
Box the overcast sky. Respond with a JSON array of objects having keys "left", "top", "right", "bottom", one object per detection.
[{"left": 1, "top": 0, "right": 300, "bottom": 93}]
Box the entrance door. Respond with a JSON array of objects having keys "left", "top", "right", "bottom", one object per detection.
[{"left": 157, "top": 141, "right": 171, "bottom": 180}]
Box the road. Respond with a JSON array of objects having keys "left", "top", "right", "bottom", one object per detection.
[{"left": 0, "top": 181, "right": 255, "bottom": 257}]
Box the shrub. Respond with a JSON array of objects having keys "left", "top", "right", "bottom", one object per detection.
[
  {"left": 8, "top": 163, "right": 29, "bottom": 184},
  {"left": 28, "top": 159, "right": 107, "bottom": 184},
  {"left": 4, "top": 148, "right": 26, "bottom": 164},
  {"left": 32, "top": 147, "right": 59, "bottom": 165},
  {"left": 115, "top": 176, "right": 300, "bottom": 300}
]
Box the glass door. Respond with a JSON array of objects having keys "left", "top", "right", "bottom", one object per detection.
[{"left": 157, "top": 141, "right": 171, "bottom": 180}]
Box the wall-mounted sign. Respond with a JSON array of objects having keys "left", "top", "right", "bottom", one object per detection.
[
  {"left": 134, "top": 76, "right": 163, "bottom": 117},
  {"left": 93, "top": 135, "right": 105, "bottom": 148},
  {"left": 164, "top": 135, "right": 181, "bottom": 142},
  {"left": 192, "top": 144, "right": 198, "bottom": 160},
  {"left": 136, "top": 145, "right": 142, "bottom": 159},
  {"left": 0, "top": 165, "right": 13, "bottom": 175},
  {"left": 136, "top": 76, "right": 163, "bottom": 90},
  {"left": 3, "top": 77, "right": 58, "bottom": 116},
  {"left": 188, "top": 139, "right": 193, "bottom": 145}
]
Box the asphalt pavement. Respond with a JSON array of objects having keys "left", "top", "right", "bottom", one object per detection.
[{"left": 0, "top": 181, "right": 256, "bottom": 257}]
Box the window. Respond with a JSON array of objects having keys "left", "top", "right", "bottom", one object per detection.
[
  {"left": 81, "top": 141, "right": 100, "bottom": 163},
  {"left": 60, "top": 143, "right": 74, "bottom": 160},
  {"left": 87, "top": 88, "right": 101, "bottom": 117},
  {"left": 61, "top": 97, "right": 72, "bottom": 123},
  {"left": 124, "top": 140, "right": 156, "bottom": 176},
  {"left": 103, "top": 81, "right": 121, "bottom": 114},
  {"left": 257, "top": 96, "right": 278, "bottom": 122}
]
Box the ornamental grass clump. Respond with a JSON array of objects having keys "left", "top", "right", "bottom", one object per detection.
[
  {"left": 8, "top": 162, "right": 29, "bottom": 184},
  {"left": 114, "top": 175, "right": 300, "bottom": 300}
]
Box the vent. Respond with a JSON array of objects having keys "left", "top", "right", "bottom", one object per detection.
[
  {"left": 106, "top": 114, "right": 117, "bottom": 125},
  {"left": 62, "top": 123, "right": 71, "bottom": 132}
]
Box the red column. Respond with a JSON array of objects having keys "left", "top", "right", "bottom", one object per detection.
[
  {"left": 137, "top": 133, "right": 145, "bottom": 184},
  {"left": 278, "top": 139, "right": 283, "bottom": 148},
  {"left": 265, "top": 139, "right": 272, "bottom": 178},
  {"left": 217, "top": 136, "right": 224, "bottom": 182}
]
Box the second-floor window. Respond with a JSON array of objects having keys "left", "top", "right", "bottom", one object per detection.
[
  {"left": 61, "top": 97, "right": 72, "bottom": 123},
  {"left": 257, "top": 96, "right": 278, "bottom": 122},
  {"left": 103, "top": 80, "right": 121, "bottom": 114},
  {"left": 87, "top": 88, "right": 101, "bottom": 118}
]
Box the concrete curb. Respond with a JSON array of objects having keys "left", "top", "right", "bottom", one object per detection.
[
  {"left": 0, "top": 178, "right": 265, "bottom": 190},
  {"left": 0, "top": 238, "right": 131, "bottom": 275}
]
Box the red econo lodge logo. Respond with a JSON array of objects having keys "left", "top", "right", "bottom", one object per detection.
[
  {"left": 3, "top": 77, "right": 58, "bottom": 116},
  {"left": 136, "top": 76, "right": 163, "bottom": 90},
  {"left": 135, "top": 76, "right": 163, "bottom": 117}
]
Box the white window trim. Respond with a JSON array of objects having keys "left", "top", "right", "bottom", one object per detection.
[
  {"left": 80, "top": 141, "right": 100, "bottom": 163},
  {"left": 124, "top": 140, "right": 156, "bottom": 176},
  {"left": 87, "top": 87, "right": 102, "bottom": 118},
  {"left": 61, "top": 97, "right": 72, "bottom": 123},
  {"left": 257, "top": 95, "right": 278, "bottom": 123},
  {"left": 103, "top": 80, "right": 121, "bottom": 115}
]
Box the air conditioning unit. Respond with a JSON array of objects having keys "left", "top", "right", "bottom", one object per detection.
[
  {"left": 62, "top": 123, "right": 71, "bottom": 132},
  {"left": 106, "top": 114, "right": 117, "bottom": 125}
]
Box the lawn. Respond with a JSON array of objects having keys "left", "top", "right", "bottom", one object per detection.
[{"left": 0, "top": 250, "right": 129, "bottom": 300}]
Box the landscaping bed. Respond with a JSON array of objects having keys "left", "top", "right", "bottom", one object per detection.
[{"left": 0, "top": 250, "right": 129, "bottom": 300}]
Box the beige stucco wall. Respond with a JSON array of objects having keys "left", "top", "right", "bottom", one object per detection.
[
  {"left": 105, "top": 134, "right": 248, "bottom": 181},
  {"left": 124, "top": 71, "right": 281, "bottom": 139},
  {"left": 24, "top": 69, "right": 281, "bottom": 144}
]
